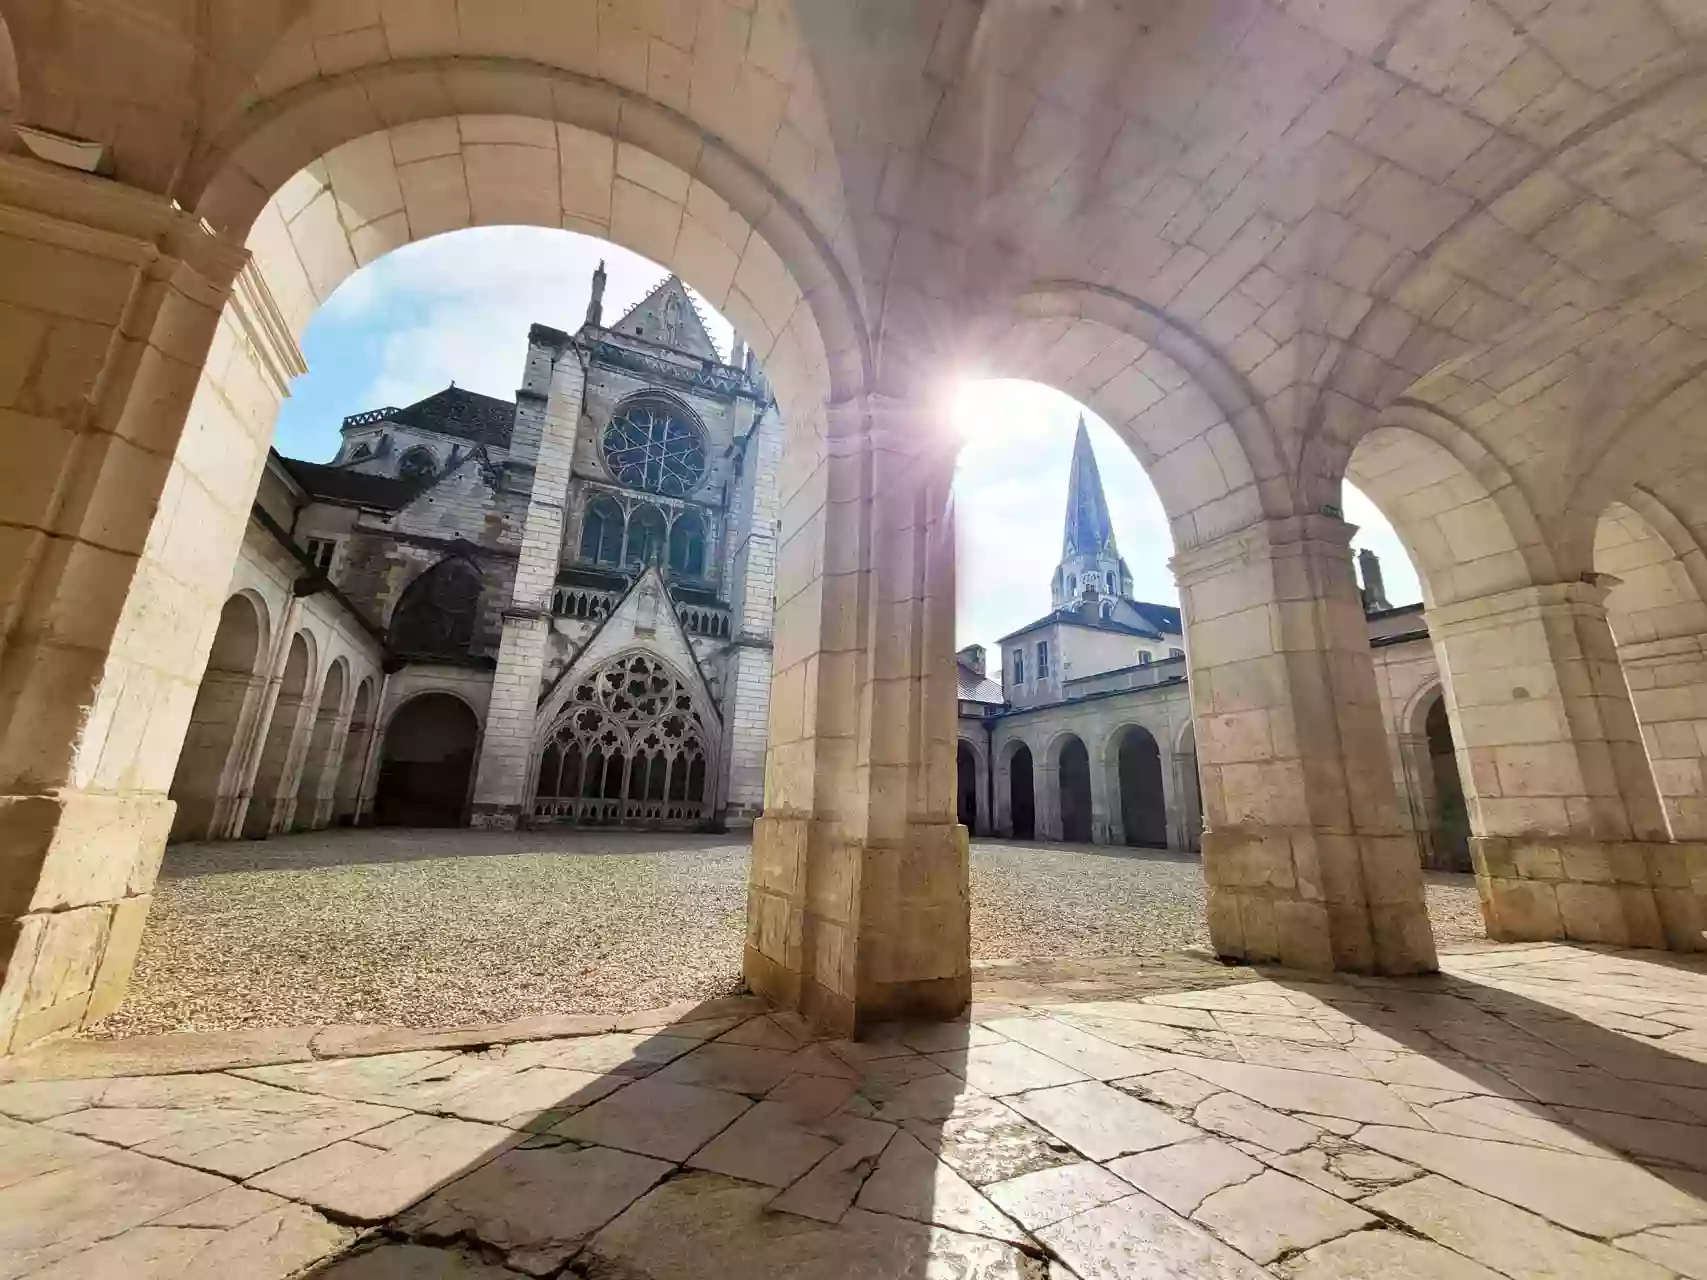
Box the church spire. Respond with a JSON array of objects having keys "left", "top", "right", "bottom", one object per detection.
[{"left": 1062, "top": 416, "right": 1116, "bottom": 560}]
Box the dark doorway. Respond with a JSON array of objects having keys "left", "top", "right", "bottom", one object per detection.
[
  {"left": 1426, "top": 695, "right": 1472, "bottom": 871},
  {"left": 1118, "top": 726, "right": 1168, "bottom": 847},
  {"left": 1010, "top": 745, "right": 1035, "bottom": 840},
  {"left": 957, "top": 741, "right": 979, "bottom": 832},
  {"left": 1059, "top": 736, "right": 1093, "bottom": 843},
  {"left": 373, "top": 694, "right": 478, "bottom": 827}
]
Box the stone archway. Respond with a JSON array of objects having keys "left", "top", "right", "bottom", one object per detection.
[
  {"left": 168, "top": 592, "right": 269, "bottom": 842},
  {"left": 1056, "top": 736, "right": 1093, "bottom": 844},
  {"left": 334, "top": 678, "right": 376, "bottom": 826},
  {"left": 956, "top": 741, "right": 979, "bottom": 834},
  {"left": 1115, "top": 726, "right": 1167, "bottom": 849},
  {"left": 1009, "top": 744, "right": 1036, "bottom": 842},
  {"left": 243, "top": 631, "right": 315, "bottom": 839},
  {"left": 294, "top": 657, "right": 348, "bottom": 831},
  {"left": 373, "top": 694, "right": 480, "bottom": 828}
]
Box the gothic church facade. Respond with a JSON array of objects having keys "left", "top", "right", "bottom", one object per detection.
[{"left": 166, "top": 271, "right": 778, "bottom": 838}]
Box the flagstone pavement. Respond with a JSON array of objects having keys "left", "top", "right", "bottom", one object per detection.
[{"left": 2, "top": 943, "right": 1706, "bottom": 1278}]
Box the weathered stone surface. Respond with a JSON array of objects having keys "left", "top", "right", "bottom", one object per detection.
[
  {"left": 1193, "top": 1091, "right": 1322, "bottom": 1153},
  {"left": 903, "top": 1092, "right": 1076, "bottom": 1185},
  {"left": 687, "top": 1099, "right": 840, "bottom": 1186},
  {"left": 514, "top": 1031, "right": 701, "bottom": 1075},
  {"left": 1278, "top": 1229, "right": 1504, "bottom": 1279},
  {"left": 247, "top": 1116, "right": 515, "bottom": 1222},
  {"left": 1367, "top": 1175, "right": 1678, "bottom": 1280},
  {"left": 654, "top": 1042, "right": 800, "bottom": 1096},
  {"left": 397, "top": 1143, "right": 669, "bottom": 1274},
  {"left": 1105, "top": 1137, "right": 1262, "bottom": 1215},
  {"left": 983, "top": 1016, "right": 1165, "bottom": 1079},
  {"left": 1036, "top": 1191, "right": 1271, "bottom": 1280},
  {"left": 44, "top": 1072, "right": 406, "bottom": 1177},
  {"left": 0, "top": 1078, "right": 107, "bottom": 1120},
  {"left": 0, "top": 1145, "right": 228, "bottom": 1276},
  {"left": 1008, "top": 1081, "right": 1196, "bottom": 1161},
  {"left": 1359, "top": 1124, "right": 1707, "bottom": 1236},
  {"left": 550, "top": 1076, "right": 750, "bottom": 1161},
  {"left": 854, "top": 1130, "right": 1027, "bottom": 1243},
  {"left": 23, "top": 1202, "right": 352, "bottom": 1279},
  {"left": 768, "top": 1115, "right": 895, "bottom": 1223},
  {"left": 1615, "top": 1224, "right": 1707, "bottom": 1279},
  {"left": 587, "top": 1171, "right": 1038, "bottom": 1277},
  {"left": 0, "top": 1027, "right": 318, "bottom": 1082},
  {"left": 1171, "top": 1057, "right": 1419, "bottom": 1125},
  {"left": 1192, "top": 1169, "right": 1375, "bottom": 1264},
  {"left": 436, "top": 1065, "right": 627, "bottom": 1125},
  {"left": 1115, "top": 1068, "right": 1221, "bottom": 1109},
  {"left": 153, "top": 1184, "right": 289, "bottom": 1228},
  {"left": 312, "top": 1242, "right": 519, "bottom": 1277},
  {"left": 931, "top": 1042, "right": 1090, "bottom": 1095},
  {"left": 985, "top": 1161, "right": 1134, "bottom": 1230}
]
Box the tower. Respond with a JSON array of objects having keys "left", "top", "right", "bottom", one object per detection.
[{"left": 1052, "top": 417, "right": 1130, "bottom": 609}]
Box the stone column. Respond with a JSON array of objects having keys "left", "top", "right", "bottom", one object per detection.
[
  {"left": 469, "top": 337, "right": 586, "bottom": 828},
  {"left": 1428, "top": 583, "right": 1706, "bottom": 949},
  {"left": 1619, "top": 634, "right": 1707, "bottom": 841},
  {"left": 0, "top": 156, "right": 256, "bottom": 1052},
  {"left": 745, "top": 395, "right": 969, "bottom": 1035},
  {"left": 1088, "top": 748, "right": 1112, "bottom": 845},
  {"left": 1172, "top": 514, "right": 1437, "bottom": 975},
  {"left": 717, "top": 400, "right": 780, "bottom": 827}
]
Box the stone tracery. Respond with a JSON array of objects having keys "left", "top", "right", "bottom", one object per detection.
[{"left": 533, "top": 652, "right": 711, "bottom": 826}]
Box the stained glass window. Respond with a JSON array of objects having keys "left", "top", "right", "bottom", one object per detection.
[{"left": 602, "top": 399, "right": 707, "bottom": 496}]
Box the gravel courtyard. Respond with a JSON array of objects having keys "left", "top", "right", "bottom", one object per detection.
[{"left": 88, "top": 830, "right": 1487, "bottom": 1037}]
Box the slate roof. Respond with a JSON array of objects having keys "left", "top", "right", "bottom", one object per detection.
[
  {"left": 367, "top": 386, "right": 517, "bottom": 448},
  {"left": 957, "top": 661, "right": 1006, "bottom": 705},
  {"left": 279, "top": 457, "right": 423, "bottom": 510},
  {"left": 994, "top": 597, "right": 1181, "bottom": 645},
  {"left": 1062, "top": 416, "right": 1117, "bottom": 558}
]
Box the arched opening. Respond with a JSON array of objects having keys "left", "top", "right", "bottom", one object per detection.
[
  {"left": 1057, "top": 736, "right": 1093, "bottom": 843},
  {"left": 397, "top": 447, "right": 439, "bottom": 484},
  {"left": 624, "top": 505, "right": 668, "bottom": 570},
  {"left": 668, "top": 508, "right": 708, "bottom": 578},
  {"left": 1115, "top": 726, "right": 1167, "bottom": 848},
  {"left": 294, "top": 659, "right": 347, "bottom": 831},
  {"left": 388, "top": 558, "right": 484, "bottom": 661},
  {"left": 580, "top": 496, "right": 625, "bottom": 566},
  {"left": 956, "top": 741, "right": 979, "bottom": 832},
  {"left": 372, "top": 694, "right": 479, "bottom": 828},
  {"left": 169, "top": 593, "right": 267, "bottom": 841},
  {"left": 333, "top": 679, "right": 375, "bottom": 825},
  {"left": 1424, "top": 694, "right": 1471, "bottom": 872},
  {"left": 242, "top": 631, "right": 313, "bottom": 838},
  {"left": 1009, "top": 744, "right": 1036, "bottom": 841}
]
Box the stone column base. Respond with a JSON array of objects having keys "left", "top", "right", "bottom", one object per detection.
[
  {"left": 0, "top": 793, "right": 170, "bottom": 1053},
  {"left": 745, "top": 811, "right": 970, "bottom": 1038},
  {"left": 469, "top": 803, "right": 523, "bottom": 831},
  {"left": 1203, "top": 829, "right": 1438, "bottom": 975},
  {"left": 1472, "top": 837, "right": 1707, "bottom": 951}
]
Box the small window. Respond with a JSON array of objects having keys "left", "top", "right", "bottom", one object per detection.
[
  {"left": 398, "top": 447, "right": 439, "bottom": 483},
  {"left": 1168, "top": 646, "right": 1184, "bottom": 659},
  {"left": 1012, "top": 649, "right": 1025, "bottom": 685},
  {"left": 304, "top": 537, "right": 337, "bottom": 572},
  {"left": 1106, "top": 571, "right": 1115, "bottom": 592},
  {"left": 348, "top": 442, "right": 373, "bottom": 462},
  {"left": 1101, "top": 600, "right": 1115, "bottom": 620},
  {"left": 1036, "top": 640, "right": 1050, "bottom": 679},
  {"left": 1138, "top": 651, "right": 1152, "bottom": 665},
  {"left": 1066, "top": 574, "right": 1076, "bottom": 595}
]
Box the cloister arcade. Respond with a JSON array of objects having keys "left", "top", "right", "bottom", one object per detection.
[{"left": 6, "top": 0, "right": 1707, "bottom": 1052}]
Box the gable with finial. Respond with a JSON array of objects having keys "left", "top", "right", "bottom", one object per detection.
[{"left": 610, "top": 276, "right": 720, "bottom": 361}]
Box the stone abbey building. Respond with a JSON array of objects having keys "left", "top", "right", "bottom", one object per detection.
[
  {"left": 956, "top": 421, "right": 1472, "bottom": 873},
  {"left": 166, "top": 271, "right": 779, "bottom": 838}
]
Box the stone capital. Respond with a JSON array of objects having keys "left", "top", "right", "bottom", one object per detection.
[
  {"left": 1168, "top": 511, "right": 1357, "bottom": 588},
  {"left": 0, "top": 153, "right": 249, "bottom": 297}
]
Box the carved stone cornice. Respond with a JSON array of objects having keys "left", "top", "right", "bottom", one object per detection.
[
  {"left": 588, "top": 338, "right": 762, "bottom": 401},
  {"left": 230, "top": 260, "right": 306, "bottom": 397}
]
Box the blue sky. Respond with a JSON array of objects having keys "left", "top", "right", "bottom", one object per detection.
[{"left": 276, "top": 227, "right": 1421, "bottom": 654}]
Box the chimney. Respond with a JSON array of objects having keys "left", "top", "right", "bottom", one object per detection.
[
  {"left": 585, "top": 259, "right": 607, "bottom": 328},
  {"left": 956, "top": 644, "right": 986, "bottom": 677},
  {"left": 1358, "top": 547, "right": 1392, "bottom": 612}
]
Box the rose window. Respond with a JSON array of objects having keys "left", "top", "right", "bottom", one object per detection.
[{"left": 601, "top": 399, "right": 707, "bottom": 497}]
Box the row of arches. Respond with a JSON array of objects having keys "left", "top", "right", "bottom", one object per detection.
[
  {"left": 958, "top": 723, "right": 1195, "bottom": 851},
  {"left": 168, "top": 593, "right": 378, "bottom": 840},
  {"left": 579, "top": 497, "right": 708, "bottom": 578}
]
